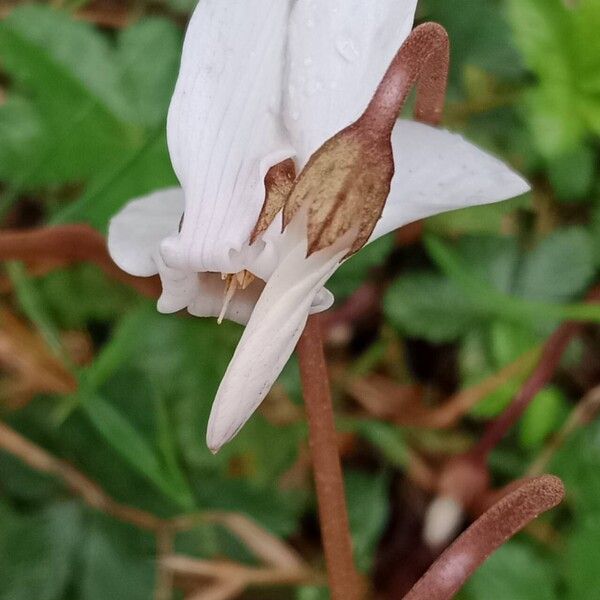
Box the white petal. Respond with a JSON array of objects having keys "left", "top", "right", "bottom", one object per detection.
[
  {"left": 206, "top": 239, "right": 347, "bottom": 452},
  {"left": 165, "top": 0, "right": 295, "bottom": 275},
  {"left": 108, "top": 188, "right": 184, "bottom": 277},
  {"left": 285, "top": 0, "right": 417, "bottom": 166},
  {"left": 370, "top": 121, "right": 531, "bottom": 241}
]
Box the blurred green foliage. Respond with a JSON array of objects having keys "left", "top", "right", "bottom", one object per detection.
[{"left": 0, "top": 1, "right": 598, "bottom": 599}]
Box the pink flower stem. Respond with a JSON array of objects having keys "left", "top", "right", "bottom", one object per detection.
[{"left": 297, "top": 315, "right": 362, "bottom": 600}]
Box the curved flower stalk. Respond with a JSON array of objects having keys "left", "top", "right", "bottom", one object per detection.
[{"left": 109, "top": 0, "right": 530, "bottom": 452}]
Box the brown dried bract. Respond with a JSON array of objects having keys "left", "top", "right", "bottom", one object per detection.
[
  {"left": 283, "top": 127, "right": 394, "bottom": 257},
  {"left": 250, "top": 158, "right": 296, "bottom": 245},
  {"left": 279, "top": 23, "right": 449, "bottom": 258}
]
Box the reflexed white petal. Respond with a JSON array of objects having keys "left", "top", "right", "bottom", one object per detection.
[
  {"left": 165, "top": 0, "right": 295, "bottom": 275},
  {"left": 155, "top": 254, "right": 200, "bottom": 315},
  {"left": 370, "top": 121, "right": 531, "bottom": 241},
  {"left": 206, "top": 239, "right": 347, "bottom": 452},
  {"left": 312, "top": 288, "right": 335, "bottom": 313},
  {"left": 108, "top": 188, "right": 184, "bottom": 277},
  {"left": 285, "top": 0, "right": 417, "bottom": 166}
]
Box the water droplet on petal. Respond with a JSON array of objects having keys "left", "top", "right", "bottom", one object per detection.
[
  {"left": 336, "top": 36, "right": 359, "bottom": 62},
  {"left": 305, "top": 79, "right": 323, "bottom": 97}
]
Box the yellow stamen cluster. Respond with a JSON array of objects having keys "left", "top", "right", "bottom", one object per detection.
[{"left": 217, "top": 270, "right": 256, "bottom": 324}]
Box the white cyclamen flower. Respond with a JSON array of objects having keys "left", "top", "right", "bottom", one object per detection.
[{"left": 109, "top": 0, "right": 530, "bottom": 452}]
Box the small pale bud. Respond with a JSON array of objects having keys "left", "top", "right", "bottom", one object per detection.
[{"left": 423, "top": 496, "right": 465, "bottom": 549}]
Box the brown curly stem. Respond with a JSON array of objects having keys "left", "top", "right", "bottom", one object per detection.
[
  {"left": 404, "top": 476, "right": 565, "bottom": 600},
  {"left": 0, "top": 225, "right": 161, "bottom": 298},
  {"left": 297, "top": 315, "right": 362, "bottom": 600},
  {"left": 362, "top": 22, "right": 450, "bottom": 136}
]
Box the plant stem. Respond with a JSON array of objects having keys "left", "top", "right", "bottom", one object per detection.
[
  {"left": 469, "top": 321, "right": 580, "bottom": 461},
  {"left": 468, "top": 284, "right": 600, "bottom": 462},
  {"left": 297, "top": 315, "right": 361, "bottom": 600},
  {"left": 404, "top": 476, "right": 564, "bottom": 600}
]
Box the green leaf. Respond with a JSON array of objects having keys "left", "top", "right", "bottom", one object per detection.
[
  {"left": 345, "top": 419, "right": 408, "bottom": 468},
  {"left": 0, "top": 96, "right": 43, "bottom": 180},
  {"left": 33, "top": 264, "right": 137, "bottom": 330},
  {"left": 565, "top": 515, "right": 600, "bottom": 600},
  {"left": 425, "top": 235, "right": 600, "bottom": 325},
  {"left": 0, "top": 5, "right": 179, "bottom": 219},
  {"left": 423, "top": 0, "right": 524, "bottom": 85},
  {"left": 454, "top": 235, "right": 520, "bottom": 294},
  {"left": 192, "top": 474, "right": 305, "bottom": 537},
  {"left": 80, "top": 515, "right": 155, "bottom": 600},
  {"left": 516, "top": 228, "right": 595, "bottom": 302},
  {"left": 547, "top": 145, "right": 596, "bottom": 203},
  {"left": 52, "top": 127, "right": 176, "bottom": 229},
  {"left": 590, "top": 206, "right": 600, "bottom": 268},
  {"left": 81, "top": 304, "right": 158, "bottom": 392},
  {"left": 384, "top": 272, "right": 480, "bottom": 342},
  {"left": 79, "top": 392, "right": 194, "bottom": 510},
  {"left": 0, "top": 502, "right": 82, "bottom": 600},
  {"left": 116, "top": 18, "right": 181, "bottom": 126},
  {"left": 462, "top": 323, "right": 540, "bottom": 419},
  {"left": 159, "top": 0, "right": 198, "bottom": 13},
  {"left": 386, "top": 232, "right": 600, "bottom": 344},
  {"left": 552, "top": 418, "right": 600, "bottom": 513},
  {"left": 346, "top": 470, "right": 390, "bottom": 572},
  {"left": 518, "top": 386, "right": 568, "bottom": 449},
  {"left": 0, "top": 5, "right": 132, "bottom": 187},
  {"left": 463, "top": 541, "right": 559, "bottom": 600},
  {"left": 508, "top": 0, "right": 600, "bottom": 156},
  {"left": 296, "top": 587, "right": 330, "bottom": 600}
]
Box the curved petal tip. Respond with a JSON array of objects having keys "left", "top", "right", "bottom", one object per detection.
[{"left": 206, "top": 239, "right": 346, "bottom": 452}]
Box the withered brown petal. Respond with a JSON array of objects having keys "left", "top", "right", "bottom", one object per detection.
[
  {"left": 282, "top": 125, "right": 394, "bottom": 258},
  {"left": 249, "top": 159, "right": 296, "bottom": 245}
]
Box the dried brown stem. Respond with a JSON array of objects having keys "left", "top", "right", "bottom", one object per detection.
[
  {"left": 348, "top": 348, "right": 539, "bottom": 429},
  {"left": 171, "top": 512, "right": 306, "bottom": 571},
  {"left": 470, "top": 285, "right": 600, "bottom": 461},
  {"left": 155, "top": 527, "right": 175, "bottom": 600},
  {"left": 0, "top": 307, "right": 78, "bottom": 404},
  {"left": 404, "top": 476, "right": 565, "bottom": 600},
  {"left": 163, "top": 555, "right": 321, "bottom": 588},
  {"left": 0, "top": 1, "right": 134, "bottom": 28},
  {"left": 363, "top": 22, "right": 450, "bottom": 136},
  {"left": 0, "top": 225, "right": 161, "bottom": 299},
  {"left": 0, "top": 419, "right": 163, "bottom": 530},
  {"left": 186, "top": 580, "right": 246, "bottom": 600},
  {"left": 297, "top": 315, "right": 362, "bottom": 600},
  {"left": 0, "top": 419, "right": 320, "bottom": 599}
]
